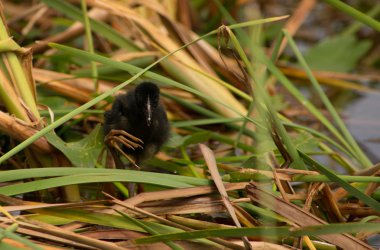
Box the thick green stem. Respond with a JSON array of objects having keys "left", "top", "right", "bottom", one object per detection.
[{"left": 0, "top": 18, "right": 39, "bottom": 119}]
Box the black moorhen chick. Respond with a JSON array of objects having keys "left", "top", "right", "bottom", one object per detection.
[{"left": 104, "top": 82, "right": 170, "bottom": 167}]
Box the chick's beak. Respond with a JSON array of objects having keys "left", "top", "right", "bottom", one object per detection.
[{"left": 146, "top": 96, "right": 152, "bottom": 126}]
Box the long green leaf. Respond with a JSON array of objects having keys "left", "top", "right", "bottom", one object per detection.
[
  {"left": 0, "top": 168, "right": 210, "bottom": 195},
  {"left": 0, "top": 167, "right": 209, "bottom": 184},
  {"left": 0, "top": 174, "right": 191, "bottom": 196}
]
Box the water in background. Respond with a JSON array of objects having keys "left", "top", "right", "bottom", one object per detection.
[{"left": 346, "top": 92, "right": 380, "bottom": 163}]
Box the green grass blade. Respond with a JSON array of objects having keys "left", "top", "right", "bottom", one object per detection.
[
  {"left": 0, "top": 167, "right": 209, "bottom": 184},
  {"left": 284, "top": 30, "right": 372, "bottom": 168},
  {"left": 323, "top": 0, "right": 380, "bottom": 32},
  {"left": 0, "top": 172, "right": 210, "bottom": 196},
  {"left": 135, "top": 223, "right": 380, "bottom": 244},
  {"left": 342, "top": 4, "right": 380, "bottom": 36}
]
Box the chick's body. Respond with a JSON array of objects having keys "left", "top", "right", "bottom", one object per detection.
[{"left": 104, "top": 82, "right": 170, "bottom": 164}]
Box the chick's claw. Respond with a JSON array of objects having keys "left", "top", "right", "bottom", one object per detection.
[
  {"left": 105, "top": 129, "right": 144, "bottom": 150},
  {"left": 105, "top": 129, "right": 144, "bottom": 168}
]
